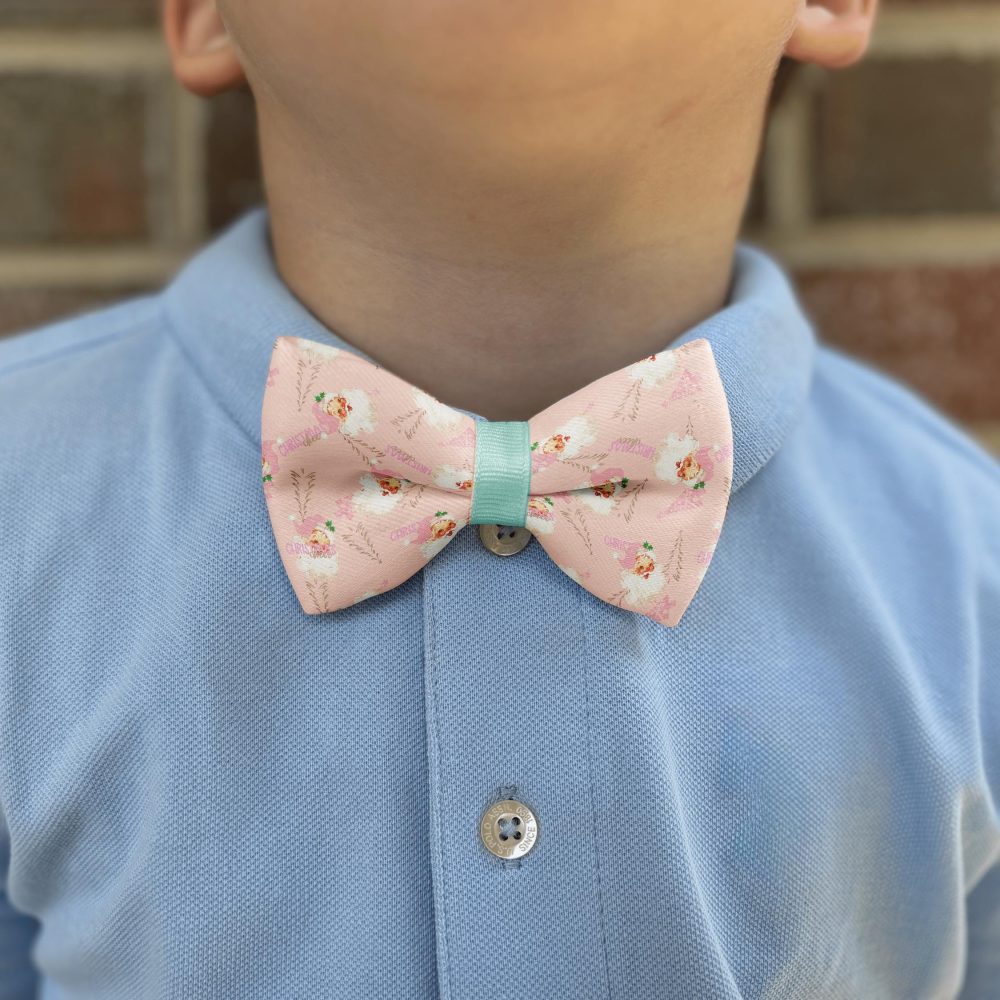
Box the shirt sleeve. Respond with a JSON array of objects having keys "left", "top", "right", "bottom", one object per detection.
[{"left": 0, "top": 825, "right": 39, "bottom": 1000}]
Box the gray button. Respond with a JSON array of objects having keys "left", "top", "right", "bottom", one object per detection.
[
  {"left": 478, "top": 523, "right": 532, "bottom": 556},
  {"left": 479, "top": 798, "right": 539, "bottom": 859}
]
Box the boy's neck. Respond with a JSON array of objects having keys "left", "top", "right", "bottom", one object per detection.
[{"left": 261, "top": 116, "right": 755, "bottom": 422}]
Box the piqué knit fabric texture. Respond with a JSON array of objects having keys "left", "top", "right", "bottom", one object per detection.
[{"left": 0, "top": 207, "right": 997, "bottom": 999}]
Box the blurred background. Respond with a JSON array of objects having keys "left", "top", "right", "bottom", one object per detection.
[{"left": 0, "top": 0, "right": 998, "bottom": 454}]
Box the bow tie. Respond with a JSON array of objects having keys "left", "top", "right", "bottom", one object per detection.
[{"left": 261, "top": 335, "right": 733, "bottom": 627}]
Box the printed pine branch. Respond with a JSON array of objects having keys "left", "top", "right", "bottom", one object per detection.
[
  {"left": 616, "top": 477, "right": 647, "bottom": 523},
  {"left": 664, "top": 531, "right": 684, "bottom": 582},
  {"left": 343, "top": 435, "right": 383, "bottom": 470},
  {"left": 305, "top": 579, "right": 330, "bottom": 614},
  {"left": 611, "top": 381, "right": 642, "bottom": 422},
  {"left": 562, "top": 451, "right": 611, "bottom": 472},
  {"left": 390, "top": 408, "right": 425, "bottom": 440},
  {"left": 343, "top": 523, "right": 382, "bottom": 563},
  {"left": 290, "top": 467, "right": 316, "bottom": 521},
  {"left": 295, "top": 359, "right": 322, "bottom": 412},
  {"left": 608, "top": 587, "right": 628, "bottom": 608},
  {"left": 559, "top": 505, "right": 593, "bottom": 556}
]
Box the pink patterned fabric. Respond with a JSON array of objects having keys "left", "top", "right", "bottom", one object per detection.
[{"left": 261, "top": 335, "right": 733, "bottom": 627}]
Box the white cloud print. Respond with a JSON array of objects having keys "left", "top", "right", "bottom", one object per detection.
[
  {"left": 626, "top": 351, "right": 678, "bottom": 388},
  {"left": 296, "top": 547, "right": 339, "bottom": 578},
  {"left": 293, "top": 337, "right": 342, "bottom": 363},
  {"left": 414, "top": 388, "right": 464, "bottom": 430},
  {"left": 433, "top": 464, "right": 474, "bottom": 491}
]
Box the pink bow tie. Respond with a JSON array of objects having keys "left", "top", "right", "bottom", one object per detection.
[{"left": 261, "top": 335, "right": 733, "bottom": 627}]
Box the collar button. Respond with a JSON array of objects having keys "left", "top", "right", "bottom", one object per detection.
[{"left": 478, "top": 523, "right": 532, "bottom": 556}]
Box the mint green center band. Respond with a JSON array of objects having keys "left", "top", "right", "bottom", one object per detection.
[{"left": 469, "top": 420, "right": 532, "bottom": 527}]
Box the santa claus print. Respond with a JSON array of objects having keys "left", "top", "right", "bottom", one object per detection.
[
  {"left": 576, "top": 468, "right": 630, "bottom": 514},
  {"left": 607, "top": 539, "right": 668, "bottom": 610},
  {"left": 654, "top": 431, "right": 711, "bottom": 490},
  {"left": 312, "top": 387, "right": 377, "bottom": 437},
  {"left": 353, "top": 470, "right": 407, "bottom": 515},
  {"left": 291, "top": 514, "right": 340, "bottom": 578},
  {"left": 529, "top": 416, "right": 598, "bottom": 473},
  {"left": 525, "top": 495, "right": 556, "bottom": 534},
  {"left": 307, "top": 520, "right": 336, "bottom": 556}
]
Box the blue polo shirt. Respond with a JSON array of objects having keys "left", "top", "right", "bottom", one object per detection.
[{"left": 1, "top": 207, "right": 998, "bottom": 999}]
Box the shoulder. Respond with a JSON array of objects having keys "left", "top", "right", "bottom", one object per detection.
[
  {"left": 0, "top": 293, "right": 181, "bottom": 515},
  {"left": 799, "top": 341, "right": 999, "bottom": 667},
  {"left": 0, "top": 292, "right": 168, "bottom": 411},
  {"left": 808, "top": 341, "right": 999, "bottom": 512}
]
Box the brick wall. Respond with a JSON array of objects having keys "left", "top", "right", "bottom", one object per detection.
[{"left": 1, "top": 1, "right": 998, "bottom": 454}]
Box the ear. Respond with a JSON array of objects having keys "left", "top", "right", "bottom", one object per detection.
[
  {"left": 783, "top": 0, "right": 879, "bottom": 70},
  {"left": 162, "top": 0, "right": 246, "bottom": 97}
]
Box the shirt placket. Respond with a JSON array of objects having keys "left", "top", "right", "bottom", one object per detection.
[{"left": 421, "top": 522, "right": 613, "bottom": 1000}]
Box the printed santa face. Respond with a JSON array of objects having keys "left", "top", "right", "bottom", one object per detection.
[
  {"left": 542, "top": 433, "right": 571, "bottom": 454},
  {"left": 293, "top": 516, "right": 340, "bottom": 578},
  {"left": 654, "top": 432, "right": 706, "bottom": 488},
  {"left": 307, "top": 526, "right": 333, "bottom": 556},
  {"left": 674, "top": 451, "right": 703, "bottom": 484},
  {"left": 615, "top": 541, "right": 667, "bottom": 607},
  {"left": 632, "top": 550, "right": 655, "bottom": 578},
  {"left": 397, "top": 509, "right": 466, "bottom": 561},
  {"left": 313, "top": 387, "right": 377, "bottom": 437},
  {"left": 374, "top": 474, "right": 403, "bottom": 496},
  {"left": 430, "top": 516, "right": 457, "bottom": 541},
  {"left": 353, "top": 471, "right": 407, "bottom": 515},
  {"left": 530, "top": 415, "right": 598, "bottom": 468},
  {"left": 324, "top": 394, "right": 353, "bottom": 421},
  {"left": 525, "top": 495, "right": 556, "bottom": 534},
  {"left": 575, "top": 468, "right": 630, "bottom": 515},
  {"left": 409, "top": 509, "right": 465, "bottom": 560}
]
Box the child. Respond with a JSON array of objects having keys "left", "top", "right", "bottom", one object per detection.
[{"left": 1, "top": 0, "right": 997, "bottom": 996}]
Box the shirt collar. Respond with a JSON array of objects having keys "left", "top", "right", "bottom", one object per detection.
[{"left": 163, "top": 206, "right": 816, "bottom": 494}]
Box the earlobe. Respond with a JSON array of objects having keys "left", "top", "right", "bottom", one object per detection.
[
  {"left": 783, "top": 0, "right": 879, "bottom": 70},
  {"left": 162, "top": 0, "right": 247, "bottom": 97}
]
